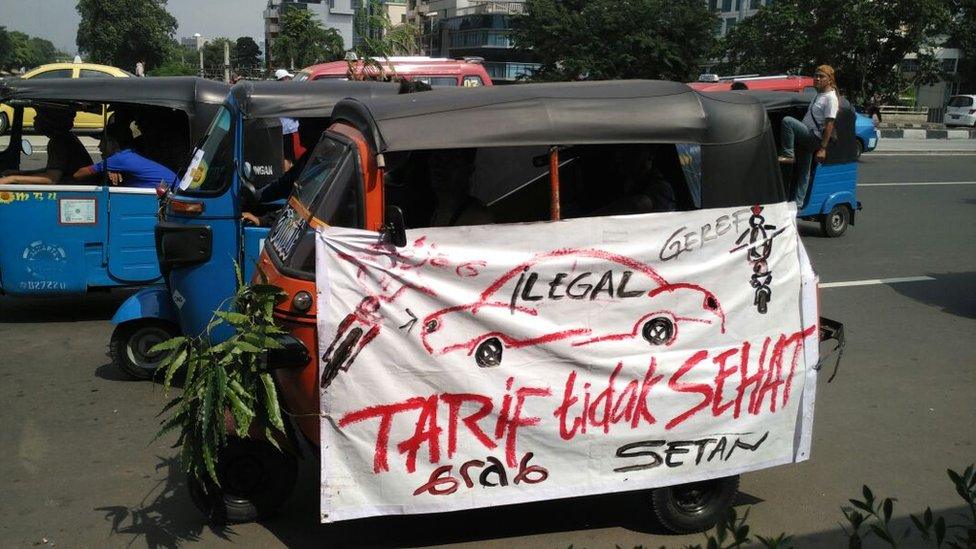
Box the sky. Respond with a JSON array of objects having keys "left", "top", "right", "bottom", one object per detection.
[{"left": 0, "top": 0, "right": 268, "bottom": 55}]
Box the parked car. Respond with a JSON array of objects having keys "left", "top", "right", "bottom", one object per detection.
[
  {"left": 854, "top": 111, "right": 878, "bottom": 158},
  {"left": 943, "top": 95, "right": 976, "bottom": 127},
  {"left": 0, "top": 62, "right": 131, "bottom": 134},
  {"left": 294, "top": 56, "right": 493, "bottom": 87}
]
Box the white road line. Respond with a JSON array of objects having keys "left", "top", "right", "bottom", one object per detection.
[
  {"left": 860, "top": 181, "right": 976, "bottom": 187},
  {"left": 820, "top": 276, "right": 935, "bottom": 288}
]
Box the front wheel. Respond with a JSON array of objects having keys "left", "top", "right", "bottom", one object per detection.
[
  {"left": 0, "top": 112, "right": 9, "bottom": 135},
  {"left": 110, "top": 320, "right": 179, "bottom": 380},
  {"left": 820, "top": 204, "right": 851, "bottom": 238},
  {"left": 187, "top": 437, "right": 298, "bottom": 524},
  {"left": 651, "top": 475, "right": 740, "bottom": 534}
]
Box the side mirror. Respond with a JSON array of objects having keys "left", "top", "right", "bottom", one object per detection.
[
  {"left": 382, "top": 206, "right": 407, "bottom": 247},
  {"left": 21, "top": 138, "right": 32, "bottom": 156}
]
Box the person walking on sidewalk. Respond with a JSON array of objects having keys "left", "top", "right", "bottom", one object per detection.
[{"left": 778, "top": 65, "right": 839, "bottom": 206}]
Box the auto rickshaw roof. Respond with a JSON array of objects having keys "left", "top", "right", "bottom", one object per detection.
[
  {"left": 230, "top": 80, "right": 400, "bottom": 120},
  {"left": 0, "top": 76, "right": 229, "bottom": 112},
  {"left": 329, "top": 80, "right": 772, "bottom": 153}
]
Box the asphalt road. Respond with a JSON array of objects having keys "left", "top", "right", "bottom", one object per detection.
[{"left": 1, "top": 149, "right": 974, "bottom": 548}]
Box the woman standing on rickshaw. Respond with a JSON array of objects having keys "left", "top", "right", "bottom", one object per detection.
[{"left": 778, "top": 64, "right": 838, "bottom": 205}]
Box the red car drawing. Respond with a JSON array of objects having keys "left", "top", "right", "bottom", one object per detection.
[{"left": 420, "top": 248, "right": 726, "bottom": 367}]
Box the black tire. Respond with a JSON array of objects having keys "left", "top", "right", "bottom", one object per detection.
[
  {"left": 475, "top": 337, "right": 503, "bottom": 368},
  {"left": 187, "top": 437, "right": 298, "bottom": 524},
  {"left": 110, "top": 320, "right": 179, "bottom": 380},
  {"left": 855, "top": 139, "right": 864, "bottom": 160},
  {"left": 0, "top": 112, "right": 8, "bottom": 135},
  {"left": 819, "top": 204, "right": 851, "bottom": 238},
  {"left": 642, "top": 317, "right": 674, "bottom": 345},
  {"left": 651, "top": 475, "right": 740, "bottom": 534}
]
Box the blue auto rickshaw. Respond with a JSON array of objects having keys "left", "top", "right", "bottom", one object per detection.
[
  {"left": 0, "top": 77, "right": 226, "bottom": 294},
  {"left": 119, "top": 80, "right": 398, "bottom": 378},
  {"left": 737, "top": 90, "right": 861, "bottom": 237}
]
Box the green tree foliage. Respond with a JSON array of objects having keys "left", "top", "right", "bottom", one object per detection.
[
  {"left": 718, "top": 0, "right": 951, "bottom": 105},
  {"left": 202, "top": 37, "right": 234, "bottom": 69},
  {"left": 510, "top": 0, "right": 718, "bottom": 82},
  {"left": 948, "top": 0, "right": 976, "bottom": 93},
  {"left": 75, "top": 0, "right": 178, "bottom": 71},
  {"left": 0, "top": 30, "right": 61, "bottom": 70},
  {"left": 271, "top": 8, "right": 344, "bottom": 69},
  {"left": 233, "top": 36, "right": 262, "bottom": 69}
]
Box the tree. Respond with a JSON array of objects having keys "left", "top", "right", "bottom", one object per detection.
[
  {"left": 718, "top": 0, "right": 951, "bottom": 105},
  {"left": 233, "top": 36, "right": 262, "bottom": 69},
  {"left": 0, "top": 27, "right": 12, "bottom": 69},
  {"left": 510, "top": 0, "right": 717, "bottom": 82},
  {"left": 28, "top": 37, "right": 59, "bottom": 65},
  {"left": 948, "top": 0, "right": 976, "bottom": 93},
  {"left": 76, "top": 0, "right": 178, "bottom": 71},
  {"left": 271, "top": 8, "right": 344, "bottom": 69},
  {"left": 202, "top": 37, "right": 234, "bottom": 69}
]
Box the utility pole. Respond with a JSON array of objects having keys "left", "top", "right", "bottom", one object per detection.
[{"left": 224, "top": 41, "right": 231, "bottom": 83}]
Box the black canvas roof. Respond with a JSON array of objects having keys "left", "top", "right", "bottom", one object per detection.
[
  {"left": 0, "top": 76, "right": 228, "bottom": 112},
  {"left": 330, "top": 80, "right": 772, "bottom": 153},
  {"left": 230, "top": 80, "right": 400, "bottom": 120}
]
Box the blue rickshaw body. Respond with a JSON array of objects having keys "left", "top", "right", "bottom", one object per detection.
[
  {"left": 798, "top": 161, "right": 859, "bottom": 218},
  {"left": 0, "top": 184, "right": 161, "bottom": 296}
]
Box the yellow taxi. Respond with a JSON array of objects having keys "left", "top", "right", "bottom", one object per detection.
[{"left": 0, "top": 62, "right": 131, "bottom": 134}]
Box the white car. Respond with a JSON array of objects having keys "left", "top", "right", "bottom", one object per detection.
[{"left": 943, "top": 95, "right": 976, "bottom": 127}]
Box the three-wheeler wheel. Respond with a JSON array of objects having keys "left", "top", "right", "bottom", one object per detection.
[
  {"left": 110, "top": 320, "right": 179, "bottom": 380},
  {"left": 188, "top": 437, "right": 298, "bottom": 524},
  {"left": 650, "top": 475, "right": 740, "bottom": 534},
  {"left": 819, "top": 205, "right": 851, "bottom": 238}
]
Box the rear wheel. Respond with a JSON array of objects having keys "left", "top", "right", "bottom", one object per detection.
[
  {"left": 187, "top": 437, "right": 298, "bottom": 524},
  {"left": 651, "top": 475, "right": 740, "bottom": 534},
  {"left": 0, "top": 112, "right": 8, "bottom": 135},
  {"left": 820, "top": 204, "right": 851, "bottom": 238},
  {"left": 855, "top": 139, "right": 864, "bottom": 160},
  {"left": 110, "top": 320, "right": 179, "bottom": 380}
]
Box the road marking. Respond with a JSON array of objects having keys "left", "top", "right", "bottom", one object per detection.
[
  {"left": 869, "top": 153, "right": 976, "bottom": 157},
  {"left": 820, "top": 276, "right": 935, "bottom": 288},
  {"left": 860, "top": 181, "right": 976, "bottom": 187}
]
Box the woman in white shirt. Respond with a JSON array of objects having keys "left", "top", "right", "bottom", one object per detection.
[{"left": 779, "top": 65, "right": 838, "bottom": 206}]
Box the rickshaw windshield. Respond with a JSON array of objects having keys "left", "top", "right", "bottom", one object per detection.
[
  {"left": 178, "top": 106, "right": 234, "bottom": 193},
  {"left": 267, "top": 135, "right": 361, "bottom": 277}
]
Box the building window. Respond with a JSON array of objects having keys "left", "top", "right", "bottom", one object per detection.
[
  {"left": 750, "top": 0, "right": 760, "bottom": 8},
  {"left": 709, "top": 0, "right": 718, "bottom": 10},
  {"left": 722, "top": 0, "right": 732, "bottom": 11},
  {"left": 725, "top": 17, "right": 737, "bottom": 33},
  {"left": 901, "top": 58, "right": 919, "bottom": 72},
  {"left": 942, "top": 58, "right": 958, "bottom": 74}
]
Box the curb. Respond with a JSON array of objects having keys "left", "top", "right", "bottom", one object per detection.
[{"left": 880, "top": 128, "right": 976, "bottom": 139}]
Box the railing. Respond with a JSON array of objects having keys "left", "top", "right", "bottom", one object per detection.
[{"left": 455, "top": 1, "right": 525, "bottom": 16}]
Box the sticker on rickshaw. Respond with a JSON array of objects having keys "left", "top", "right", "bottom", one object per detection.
[
  {"left": 178, "top": 149, "right": 206, "bottom": 191},
  {"left": 314, "top": 202, "right": 820, "bottom": 523},
  {"left": 0, "top": 190, "right": 57, "bottom": 205}
]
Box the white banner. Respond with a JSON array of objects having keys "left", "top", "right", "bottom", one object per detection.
[{"left": 316, "top": 203, "right": 819, "bottom": 523}]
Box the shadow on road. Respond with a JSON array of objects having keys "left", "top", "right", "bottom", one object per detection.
[
  {"left": 95, "top": 456, "right": 231, "bottom": 549},
  {"left": 0, "top": 289, "right": 137, "bottom": 323},
  {"left": 889, "top": 271, "right": 976, "bottom": 319}
]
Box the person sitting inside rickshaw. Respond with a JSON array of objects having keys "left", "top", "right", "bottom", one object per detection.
[
  {"left": 0, "top": 107, "right": 93, "bottom": 185},
  {"left": 72, "top": 116, "right": 176, "bottom": 188}
]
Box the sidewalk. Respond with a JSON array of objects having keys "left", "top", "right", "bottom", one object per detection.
[{"left": 873, "top": 137, "right": 976, "bottom": 153}]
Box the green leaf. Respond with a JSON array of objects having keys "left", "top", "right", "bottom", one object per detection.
[
  {"left": 215, "top": 311, "right": 250, "bottom": 326},
  {"left": 162, "top": 347, "right": 188, "bottom": 389},
  {"left": 261, "top": 372, "right": 285, "bottom": 431},
  {"left": 909, "top": 513, "right": 928, "bottom": 535},
  {"left": 149, "top": 336, "right": 188, "bottom": 353},
  {"left": 925, "top": 507, "right": 933, "bottom": 526}
]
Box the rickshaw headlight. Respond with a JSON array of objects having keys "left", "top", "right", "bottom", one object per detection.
[{"left": 292, "top": 291, "right": 313, "bottom": 312}]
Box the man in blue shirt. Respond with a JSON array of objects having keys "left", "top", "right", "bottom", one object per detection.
[{"left": 73, "top": 117, "right": 176, "bottom": 189}]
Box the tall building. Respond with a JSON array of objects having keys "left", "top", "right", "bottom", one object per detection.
[
  {"left": 264, "top": 0, "right": 357, "bottom": 68},
  {"left": 409, "top": 1, "right": 538, "bottom": 83},
  {"left": 705, "top": 0, "right": 774, "bottom": 37}
]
